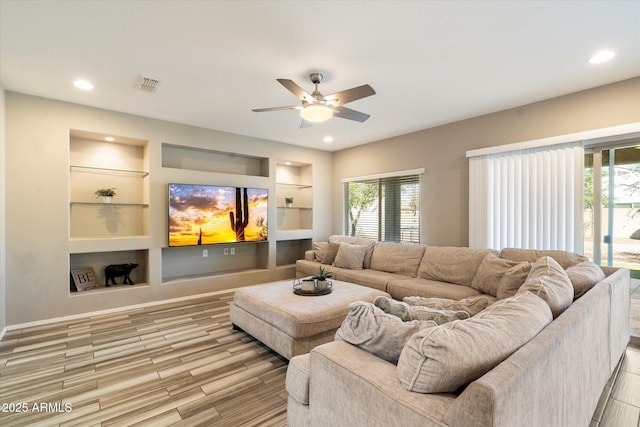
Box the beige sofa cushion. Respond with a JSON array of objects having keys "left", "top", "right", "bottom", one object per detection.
[
  {"left": 313, "top": 241, "right": 328, "bottom": 262},
  {"left": 330, "top": 235, "right": 376, "bottom": 268},
  {"left": 333, "top": 243, "right": 367, "bottom": 269},
  {"left": 495, "top": 260, "right": 533, "bottom": 300},
  {"left": 471, "top": 253, "right": 524, "bottom": 297},
  {"left": 500, "top": 247, "right": 587, "bottom": 269},
  {"left": 387, "top": 278, "right": 484, "bottom": 301},
  {"left": 321, "top": 241, "right": 342, "bottom": 264},
  {"left": 370, "top": 242, "right": 426, "bottom": 277},
  {"left": 335, "top": 301, "right": 436, "bottom": 364},
  {"left": 403, "top": 295, "right": 495, "bottom": 317},
  {"left": 418, "top": 247, "right": 497, "bottom": 286},
  {"left": 517, "top": 256, "right": 574, "bottom": 318},
  {"left": 397, "top": 291, "right": 552, "bottom": 393},
  {"left": 566, "top": 261, "right": 606, "bottom": 299}
]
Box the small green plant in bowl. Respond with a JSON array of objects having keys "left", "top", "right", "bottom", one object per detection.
[
  {"left": 312, "top": 266, "right": 333, "bottom": 281},
  {"left": 95, "top": 188, "right": 116, "bottom": 197},
  {"left": 95, "top": 188, "right": 116, "bottom": 203}
]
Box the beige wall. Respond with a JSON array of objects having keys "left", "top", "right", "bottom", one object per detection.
[
  {"left": 332, "top": 77, "right": 640, "bottom": 247},
  {"left": 0, "top": 88, "right": 6, "bottom": 333},
  {"left": 4, "top": 92, "right": 332, "bottom": 325}
]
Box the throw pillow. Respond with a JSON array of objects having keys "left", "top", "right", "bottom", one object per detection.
[
  {"left": 495, "top": 261, "right": 533, "bottom": 300},
  {"left": 333, "top": 244, "right": 367, "bottom": 270},
  {"left": 403, "top": 295, "right": 494, "bottom": 317},
  {"left": 313, "top": 242, "right": 328, "bottom": 262},
  {"left": 321, "top": 242, "right": 341, "bottom": 265},
  {"left": 517, "top": 256, "right": 574, "bottom": 318},
  {"left": 335, "top": 301, "right": 437, "bottom": 365},
  {"left": 374, "top": 296, "right": 469, "bottom": 323},
  {"left": 471, "top": 253, "right": 525, "bottom": 297},
  {"left": 397, "top": 291, "right": 552, "bottom": 393},
  {"left": 565, "top": 261, "right": 605, "bottom": 299}
]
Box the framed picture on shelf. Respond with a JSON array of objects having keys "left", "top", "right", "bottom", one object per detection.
[{"left": 70, "top": 267, "right": 97, "bottom": 292}]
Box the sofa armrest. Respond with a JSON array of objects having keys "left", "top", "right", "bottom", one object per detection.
[
  {"left": 308, "top": 341, "right": 456, "bottom": 427},
  {"left": 286, "top": 353, "right": 310, "bottom": 405}
]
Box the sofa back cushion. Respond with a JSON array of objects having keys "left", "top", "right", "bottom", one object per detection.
[
  {"left": 418, "top": 247, "right": 497, "bottom": 286},
  {"left": 517, "top": 256, "right": 574, "bottom": 318},
  {"left": 397, "top": 291, "right": 552, "bottom": 394},
  {"left": 565, "top": 261, "right": 605, "bottom": 299},
  {"left": 330, "top": 235, "right": 376, "bottom": 268},
  {"left": 369, "top": 242, "right": 426, "bottom": 277},
  {"left": 500, "top": 248, "right": 587, "bottom": 269},
  {"left": 471, "top": 253, "right": 526, "bottom": 297}
]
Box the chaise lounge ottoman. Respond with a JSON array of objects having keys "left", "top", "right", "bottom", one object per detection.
[{"left": 230, "top": 279, "right": 390, "bottom": 359}]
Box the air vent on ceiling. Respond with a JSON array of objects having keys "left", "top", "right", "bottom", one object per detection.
[{"left": 136, "top": 76, "right": 160, "bottom": 93}]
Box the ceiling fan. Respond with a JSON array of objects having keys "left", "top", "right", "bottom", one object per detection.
[{"left": 252, "top": 73, "right": 376, "bottom": 128}]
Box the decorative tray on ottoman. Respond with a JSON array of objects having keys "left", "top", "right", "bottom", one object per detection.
[{"left": 293, "top": 278, "right": 333, "bottom": 296}]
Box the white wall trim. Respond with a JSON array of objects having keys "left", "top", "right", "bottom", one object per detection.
[
  {"left": 1, "top": 288, "right": 236, "bottom": 335},
  {"left": 341, "top": 167, "right": 425, "bottom": 183},
  {"left": 466, "top": 122, "right": 640, "bottom": 158}
]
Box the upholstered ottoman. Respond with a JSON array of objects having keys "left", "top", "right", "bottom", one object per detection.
[{"left": 230, "top": 279, "right": 390, "bottom": 359}]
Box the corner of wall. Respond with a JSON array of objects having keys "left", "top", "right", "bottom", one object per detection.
[{"left": 0, "top": 87, "right": 7, "bottom": 336}]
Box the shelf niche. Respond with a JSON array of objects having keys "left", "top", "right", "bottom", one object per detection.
[
  {"left": 70, "top": 249, "right": 148, "bottom": 293},
  {"left": 161, "top": 241, "right": 269, "bottom": 283},
  {"left": 276, "top": 239, "right": 312, "bottom": 267},
  {"left": 276, "top": 161, "right": 312, "bottom": 231},
  {"left": 162, "top": 143, "right": 269, "bottom": 176},
  {"left": 69, "top": 130, "right": 149, "bottom": 239}
]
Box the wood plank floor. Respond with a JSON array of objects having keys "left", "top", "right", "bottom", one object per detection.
[
  {"left": 0, "top": 289, "right": 638, "bottom": 427},
  {"left": 0, "top": 292, "right": 288, "bottom": 426}
]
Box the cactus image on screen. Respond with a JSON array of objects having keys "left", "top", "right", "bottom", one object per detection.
[
  {"left": 168, "top": 184, "right": 268, "bottom": 246},
  {"left": 230, "top": 187, "right": 249, "bottom": 241}
]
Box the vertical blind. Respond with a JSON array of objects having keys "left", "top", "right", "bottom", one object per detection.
[
  {"left": 468, "top": 141, "right": 584, "bottom": 252},
  {"left": 343, "top": 173, "right": 420, "bottom": 243}
]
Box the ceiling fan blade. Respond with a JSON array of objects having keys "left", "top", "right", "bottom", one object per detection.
[
  {"left": 300, "top": 119, "right": 313, "bottom": 128},
  {"left": 252, "top": 105, "right": 301, "bottom": 112},
  {"left": 277, "top": 79, "right": 315, "bottom": 103},
  {"left": 325, "top": 84, "right": 376, "bottom": 106},
  {"left": 333, "top": 106, "right": 370, "bottom": 122}
]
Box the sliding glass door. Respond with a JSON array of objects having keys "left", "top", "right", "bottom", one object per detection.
[{"left": 584, "top": 145, "right": 640, "bottom": 278}]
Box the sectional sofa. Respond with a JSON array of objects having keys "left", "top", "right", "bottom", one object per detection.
[{"left": 288, "top": 235, "right": 630, "bottom": 427}]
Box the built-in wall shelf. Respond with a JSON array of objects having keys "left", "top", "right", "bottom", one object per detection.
[
  {"left": 71, "top": 202, "right": 149, "bottom": 207},
  {"left": 68, "top": 130, "right": 150, "bottom": 296},
  {"left": 70, "top": 165, "right": 148, "bottom": 177},
  {"left": 70, "top": 282, "right": 150, "bottom": 297},
  {"left": 162, "top": 143, "right": 269, "bottom": 176}
]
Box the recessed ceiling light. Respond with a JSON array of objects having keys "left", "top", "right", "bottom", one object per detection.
[
  {"left": 589, "top": 50, "right": 616, "bottom": 64},
  {"left": 73, "top": 79, "right": 94, "bottom": 90},
  {"left": 323, "top": 136, "right": 334, "bottom": 143},
  {"left": 285, "top": 162, "right": 291, "bottom": 165},
  {"left": 105, "top": 137, "right": 115, "bottom": 142}
]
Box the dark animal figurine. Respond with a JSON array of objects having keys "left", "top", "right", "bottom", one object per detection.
[{"left": 105, "top": 263, "right": 139, "bottom": 287}]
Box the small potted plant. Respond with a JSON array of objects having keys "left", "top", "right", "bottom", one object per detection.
[
  {"left": 311, "top": 266, "right": 333, "bottom": 291},
  {"left": 95, "top": 188, "right": 116, "bottom": 203},
  {"left": 285, "top": 197, "right": 294, "bottom": 208}
]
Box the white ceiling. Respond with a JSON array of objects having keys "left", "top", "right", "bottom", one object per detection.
[{"left": 1, "top": 1, "right": 639, "bottom": 151}]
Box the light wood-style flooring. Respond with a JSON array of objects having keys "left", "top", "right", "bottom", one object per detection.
[
  {"left": 0, "top": 288, "right": 638, "bottom": 427},
  {"left": 0, "top": 292, "right": 288, "bottom": 426}
]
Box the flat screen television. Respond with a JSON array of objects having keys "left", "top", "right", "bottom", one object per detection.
[{"left": 168, "top": 183, "right": 268, "bottom": 247}]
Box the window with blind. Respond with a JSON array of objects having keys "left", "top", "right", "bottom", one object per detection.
[{"left": 343, "top": 172, "right": 420, "bottom": 243}]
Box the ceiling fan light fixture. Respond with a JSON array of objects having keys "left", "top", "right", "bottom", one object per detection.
[{"left": 300, "top": 104, "right": 333, "bottom": 123}]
